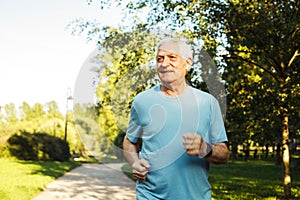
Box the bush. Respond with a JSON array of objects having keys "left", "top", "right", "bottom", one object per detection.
[
  {"left": 7, "top": 132, "right": 70, "bottom": 161},
  {"left": 7, "top": 132, "right": 38, "bottom": 160}
]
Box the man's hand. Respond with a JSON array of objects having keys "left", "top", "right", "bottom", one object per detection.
[
  {"left": 183, "top": 133, "right": 212, "bottom": 157},
  {"left": 183, "top": 133, "right": 203, "bottom": 156},
  {"left": 132, "top": 159, "right": 150, "bottom": 181},
  {"left": 183, "top": 133, "right": 230, "bottom": 164}
]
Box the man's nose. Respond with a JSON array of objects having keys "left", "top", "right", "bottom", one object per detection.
[{"left": 161, "top": 56, "right": 170, "bottom": 67}]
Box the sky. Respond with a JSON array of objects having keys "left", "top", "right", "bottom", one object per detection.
[{"left": 0, "top": 0, "right": 122, "bottom": 113}]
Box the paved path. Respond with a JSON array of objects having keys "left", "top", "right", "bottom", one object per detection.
[{"left": 33, "top": 163, "right": 136, "bottom": 200}]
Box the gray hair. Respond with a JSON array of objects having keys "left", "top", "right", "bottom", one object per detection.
[{"left": 156, "top": 38, "right": 193, "bottom": 61}]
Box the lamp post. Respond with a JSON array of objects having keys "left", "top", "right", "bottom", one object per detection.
[{"left": 64, "top": 88, "right": 73, "bottom": 141}]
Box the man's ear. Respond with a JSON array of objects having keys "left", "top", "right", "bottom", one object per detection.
[{"left": 186, "top": 58, "right": 193, "bottom": 70}]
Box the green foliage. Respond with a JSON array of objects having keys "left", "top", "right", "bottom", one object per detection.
[
  {"left": 219, "top": 2, "right": 299, "bottom": 194},
  {"left": 45, "top": 101, "right": 64, "bottom": 119},
  {"left": 3, "top": 103, "right": 18, "bottom": 124},
  {"left": 70, "top": 26, "right": 160, "bottom": 155},
  {"left": 224, "top": 61, "right": 282, "bottom": 150},
  {"left": 7, "top": 132, "right": 71, "bottom": 161},
  {"left": 113, "top": 129, "right": 125, "bottom": 149},
  {"left": 74, "top": 114, "right": 104, "bottom": 156},
  {"left": 0, "top": 101, "right": 84, "bottom": 159},
  {"left": 7, "top": 133, "right": 38, "bottom": 160}
]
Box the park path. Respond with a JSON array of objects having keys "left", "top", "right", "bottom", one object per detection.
[{"left": 33, "top": 163, "right": 136, "bottom": 200}]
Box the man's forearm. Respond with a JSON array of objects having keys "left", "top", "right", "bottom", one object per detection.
[
  {"left": 123, "top": 137, "right": 140, "bottom": 165},
  {"left": 205, "top": 142, "right": 230, "bottom": 164}
]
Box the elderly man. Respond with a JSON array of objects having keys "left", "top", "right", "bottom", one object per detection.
[{"left": 123, "top": 38, "right": 230, "bottom": 199}]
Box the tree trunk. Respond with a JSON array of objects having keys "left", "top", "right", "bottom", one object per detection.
[
  {"left": 276, "top": 142, "right": 281, "bottom": 165},
  {"left": 231, "top": 143, "right": 238, "bottom": 160},
  {"left": 244, "top": 143, "right": 250, "bottom": 161},
  {"left": 265, "top": 143, "right": 269, "bottom": 158},
  {"left": 282, "top": 113, "right": 291, "bottom": 197}
]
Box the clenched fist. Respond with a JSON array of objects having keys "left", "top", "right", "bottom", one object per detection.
[
  {"left": 132, "top": 159, "right": 150, "bottom": 182},
  {"left": 183, "top": 133, "right": 212, "bottom": 157}
]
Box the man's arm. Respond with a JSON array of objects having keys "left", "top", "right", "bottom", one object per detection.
[
  {"left": 123, "top": 136, "right": 139, "bottom": 165},
  {"left": 183, "top": 133, "right": 230, "bottom": 164},
  {"left": 123, "top": 136, "right": 150, "bottom": 181},
  {"left": 205, "top": 142, "right": 230, "bottom": 164}
]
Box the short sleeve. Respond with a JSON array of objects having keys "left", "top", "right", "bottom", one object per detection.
[
  {"left": 208, "top": 97, "right": 228, "bottom": 144},
  {"left": 126, "top": 101, "right": 143, "bottom": 143}
]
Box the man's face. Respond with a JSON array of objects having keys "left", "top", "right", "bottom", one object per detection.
[{"left": 156, "top": 42, "right": 188, "bottom": 84}]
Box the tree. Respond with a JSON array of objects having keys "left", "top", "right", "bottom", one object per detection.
[
  {"left": 224, "top": 56, "right": 282, "bottom": 161},
  {"left": 4, "top": 103, "right": 19, "bottom": 124},
  {"left": 45, "top": 101, "right": 64, "bottom": 119},
  {"left": 98, "top": 27, "right": 159, "bottom": 154},
  {"left": 220, "top": 1, "right": 300, "bottom": 196},
  {"left": 19, "top": 102, "right": 47, "bottom": 133},
  {"left": 20, "top": 102, "right": 34, "bottom": 121},
  {"left": 69, "top": 24, "right": 159, "bottom": 156}
]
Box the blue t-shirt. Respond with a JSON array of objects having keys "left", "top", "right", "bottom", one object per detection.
[{"left": 126, "top": 85, "right": 228, "bottom": 200}]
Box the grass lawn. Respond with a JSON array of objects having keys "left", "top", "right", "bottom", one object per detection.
[
  {"left": 1, "top": 156, "right": 299, "bottom": 200},
  {"left": 210, "top": 159, "right": 300, "bottom": 199},
  {"left": 122, "top": 158, "right": 300, "bottom": 200},
  {"left": 0, "top": 158, "right": 81, "bottom": 200}
]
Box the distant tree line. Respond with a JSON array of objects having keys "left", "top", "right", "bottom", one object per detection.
[{"left": 0, "top": 101, "right": 84, "bottom": 161}]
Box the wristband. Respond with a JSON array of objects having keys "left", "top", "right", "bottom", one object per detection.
[
  {"left": 198, "top": 141, "right": 213, "bottom": 158},
  {"left": 204, "top": 148, "right": 213, "bottom": 158}
]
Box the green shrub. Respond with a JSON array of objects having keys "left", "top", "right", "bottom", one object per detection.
[
  {"left": 7, "top": 132, "right": 70, "bottom": 161},
  {"left": 7, "top": 132, "right": 38, "bottom": 160}
]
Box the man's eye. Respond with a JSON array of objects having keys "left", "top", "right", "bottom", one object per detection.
[
  {"left": 157, "top": 57, "right": 163, "bottom": 62},
  {"left": 170, "top": 56, "right": 177, "bottom": 60}
]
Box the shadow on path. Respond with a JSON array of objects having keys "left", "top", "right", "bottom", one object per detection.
[{"left": 33, "top": 163, "right": 136, "bottom": 200}]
